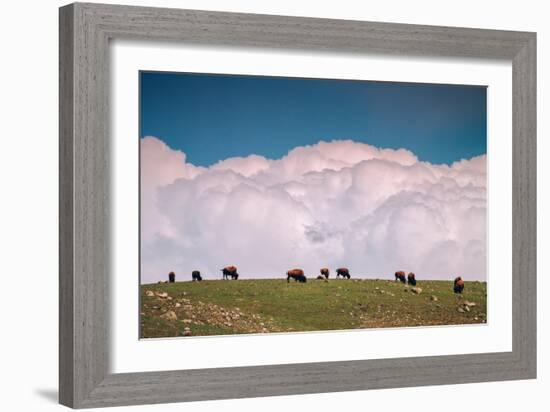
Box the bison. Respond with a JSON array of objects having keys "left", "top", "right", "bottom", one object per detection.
[
  {"left": 336, "top": 268, "right": 351, "bottom": 279},
  {"left": 454, "top": 276, "right": 465, "bottom": 294},
  {"left": 287, "top": 269, "right": 307, "bottom": 283},
  {"left": 320, "top": 268, "right": 330, "bottom": 279},
  {"left": 191, "top": 270, "right": 202, "bottom": 281},
  {"left": 168, "top": 271, "right": 175, "bottom": 283},
  {"left": 221, "top": 266, "right": 239, "bottom": 280},
  {"left": 395, "top": 271, "right": 407, "bottom": 283},
  {"left": 407, "top": 272, "right": 417, "bottom": 286}
]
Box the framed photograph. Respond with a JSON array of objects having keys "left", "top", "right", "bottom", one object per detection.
[{"left": 59, "top": 2, "right": 536, "bottom": 408}]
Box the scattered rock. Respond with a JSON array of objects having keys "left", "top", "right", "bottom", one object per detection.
[
  {"left": 183, "top": 327, "right": 191, "bottom": 336},
  {"left": 456, "top": 300, "right": 477, "bottom": 313},
  {"left": 155, "top": 299, "right": 284, "bottom": 334},
  {"left": 160, "top": 310, "right": 177, "bottom": 321},
  {"left": 411, "top": 287, "right": 423, "bottom": 294},
  {"left": 175, "top": 302, "right": 181, "bottom": 308},
  {"left": 145, "top": 290, "right": 154, "bottom": 297},
  {"left": 430, "top": 295, "right": 438, "bottom": 301},
  {"left": 155, "top": 292, "right": 169, "bottom": 298}
]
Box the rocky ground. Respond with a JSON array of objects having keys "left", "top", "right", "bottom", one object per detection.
[
  {"left": 140, "top": 278, "right": 487, "bottom": 338},
  {"left": 142, "top": 289, "right": 286, "bottom": 336}
]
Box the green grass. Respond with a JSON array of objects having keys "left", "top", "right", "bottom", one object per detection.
[{"left": 140, "top": 278, "right": 487, "bottom": 338}]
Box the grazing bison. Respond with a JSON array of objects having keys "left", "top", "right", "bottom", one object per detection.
[
  {"left": 221, "top": 266, "right": 239, "bottom": 280},
  {"left": 191, "top": 270, "right": 202, "bottom": 281},
  {"left": 320, "top": 268, "right": 330, "bottom": 279},
  {"left": 168, "top": 271, "right": 175, "bottom": 283},
  {"left": 407, "top": 272, "right": 417, "bottom": 286},
  {"left": 287, "top": 269, "right": 307, "bottom": 283},
  {"left": 336, "top": 268, "right": 351, "bottom": 279},
  {"left": 395, "top": 271, "right": 407, "bottom": 283},
  {"left": 454, "top": 276, "right": 465, "bottom": 294}
]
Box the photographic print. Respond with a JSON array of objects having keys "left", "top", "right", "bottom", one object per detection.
[{"left": 139, "top": 71, "right": 487, "bottom": 339}]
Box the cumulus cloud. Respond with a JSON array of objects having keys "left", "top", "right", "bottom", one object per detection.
[{"left": 140, "top": 136, "right": 486, "bottom": 283}]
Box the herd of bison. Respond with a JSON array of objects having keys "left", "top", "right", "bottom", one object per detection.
[{"left": 165, "top": 267, "right": 468, "bottom": 294}]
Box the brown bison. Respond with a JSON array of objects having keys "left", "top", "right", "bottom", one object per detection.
[
  {"left": 336, "top": 268, "right": 350, "bottom": 279},
  {"left": 454, "top": 276, "right": 465, "bottom": 293},
  {"left": 395, "top": 271, "right": 407, "bottom": 283},
  {"left": 407, "top": 272, "right": 417, "bottom": 286},
  {"left": 221, "top": 266, "right": 239, "bottom": 280},
  {"left": 191, "top": 270, "right": 202, "bottom": 281},
  {"left": 287, "top": 268, "right": 307, "bottom": 283},
  {"left": 320, "top": 268, "right": 330, "bottom": 279}
]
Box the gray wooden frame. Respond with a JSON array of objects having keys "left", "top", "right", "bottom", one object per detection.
[{"left": 59, "top": 2, "right": 536, "bottom": 408}]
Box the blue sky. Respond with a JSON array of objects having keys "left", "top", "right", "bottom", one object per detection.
[{"left": 140, "top": 71, "right": 486, "bottom": 166}]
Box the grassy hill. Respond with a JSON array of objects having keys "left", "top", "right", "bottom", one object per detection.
[{"left": 140, "top": 278, "right": 487, "bottom": 338}]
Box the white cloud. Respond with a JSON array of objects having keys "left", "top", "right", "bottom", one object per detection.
[{"left": 140, "top": 136, "right": 486, "bottom": 283}]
